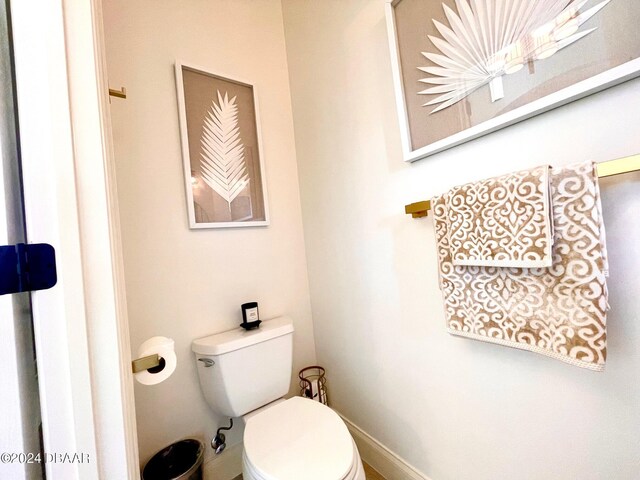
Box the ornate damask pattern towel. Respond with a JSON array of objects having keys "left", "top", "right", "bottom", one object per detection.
[
  {"left": 433, "top": 162, "right": 609, "bottom": 370},
  {"left": 445, "top": 165, "right": 553, "bottom": 267}
]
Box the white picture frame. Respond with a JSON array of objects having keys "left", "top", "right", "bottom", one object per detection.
[
  {"left": 175, "top": 61, "right": 270, "bottom": 228},
  {"left": 385, "top": 0, "right": 640, "bottom": 163}
]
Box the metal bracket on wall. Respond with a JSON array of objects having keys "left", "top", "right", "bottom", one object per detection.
[
  {"left": 108, "top": 87, "right": 127, "bottom": 99},
  {"left": 131, "top": 354, "right": 161, "bottom": 374},
  {"left": 404, "top": 200, "right": 431, "bottom": 218}
]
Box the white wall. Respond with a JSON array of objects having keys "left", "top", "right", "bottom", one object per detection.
[
  {"left": 282, "top": 1, "right": 640, "bottom": 479},
  {"left": 102, "top": 0, "right": 316, "bottom": 467}
]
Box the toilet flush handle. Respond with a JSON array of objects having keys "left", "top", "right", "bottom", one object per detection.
[{"left": 198, "top": 358, "right": 215, "bottom": 367}]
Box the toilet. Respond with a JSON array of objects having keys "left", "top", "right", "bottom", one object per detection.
[{"left": 192, "top": 316, "right": 365, "bottom": 480}]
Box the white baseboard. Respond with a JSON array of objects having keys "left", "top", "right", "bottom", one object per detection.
[
  {"left": 202, "top": 441, "right": 243, "bottom": 480},
  {"left": 340, "top": 415, "right": 431, "bottom": 480}
]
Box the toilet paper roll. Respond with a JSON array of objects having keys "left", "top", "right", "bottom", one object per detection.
[{"left": 134, "top": 336, "right": 177, "bottom": 385}]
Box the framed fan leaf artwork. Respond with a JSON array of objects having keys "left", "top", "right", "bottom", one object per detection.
[
  {"left": 386, "top": 0, "right": 640, "bottom": 162},
  {"left": 175, "top": 63, "right": 269, "bottom": 228}
]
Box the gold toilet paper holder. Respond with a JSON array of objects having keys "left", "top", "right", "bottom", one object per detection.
[{"left": 131, "top": 353, "right": 161, "bottom": 374}]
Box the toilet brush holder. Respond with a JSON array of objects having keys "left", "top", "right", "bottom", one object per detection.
[{"left": 299, "top": 366, "right": 328, "bottom": 405}]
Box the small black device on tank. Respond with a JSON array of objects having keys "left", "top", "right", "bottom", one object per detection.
[{"left": 240, "top": 302, "right": 261, "bottom": 330}]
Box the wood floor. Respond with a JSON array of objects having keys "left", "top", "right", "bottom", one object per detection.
[
  {"left": 232, "top": 461, "right": 385, "bottom": 479},
  {"left": 363, "top": 462, "right": 386, "bottom": 479}
]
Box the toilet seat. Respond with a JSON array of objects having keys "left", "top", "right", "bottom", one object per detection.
[
  {"left": 243, "top": 439, "right": 364, "bottom": 480},
  {"left": 243, "top": 397, "right": 360, "bottom": 480}
]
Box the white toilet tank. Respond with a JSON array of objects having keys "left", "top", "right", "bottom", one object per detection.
[{"left": 192, "top": 316, "right": 294, "bottom": 417}]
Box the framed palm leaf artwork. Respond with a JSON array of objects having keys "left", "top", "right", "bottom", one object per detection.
[
  {"left": 175, "top": 63, "right": 269, "bottom": 228},
  {"left": 386, "top": 0, "right": 640, "bottom": 162}
]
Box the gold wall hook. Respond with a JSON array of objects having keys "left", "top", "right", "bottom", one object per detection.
[{"left": 108, "top": 87, "right": 127, "bottom": 99}]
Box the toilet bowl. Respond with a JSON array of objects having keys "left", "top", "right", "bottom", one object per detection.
[
  {"left": 192, "top": 316, "right": 365, "bottom": 480},
  {"left": 241, "top": 397, "right": 365, "bottom": 480}
]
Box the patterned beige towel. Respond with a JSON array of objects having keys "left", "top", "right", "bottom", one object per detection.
[
  {"left": 433, "top": 162, "right": 609, "bottom": 371},
  {"left": 445, "top": 164, "right": 553, "bottom": 267}
]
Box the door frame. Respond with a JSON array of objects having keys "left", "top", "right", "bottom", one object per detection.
[{"left": 10, "top": 0, "right": 139, "bottom": 478}]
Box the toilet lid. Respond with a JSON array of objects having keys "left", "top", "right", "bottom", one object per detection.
[{"left": 244, "top": 396, "right": 354, "bottom": 480}]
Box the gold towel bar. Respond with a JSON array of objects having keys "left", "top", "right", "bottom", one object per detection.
[
  {"left": 108, "top": 87, "right": 127, "bottom": 99},
  {"left": 405, "top": 154, "right": 640, "bottom": 218}
]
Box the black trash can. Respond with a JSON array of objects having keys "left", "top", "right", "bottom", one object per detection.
[{"left": 142, "top": 439, "right": 204, "bottom": 480}]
